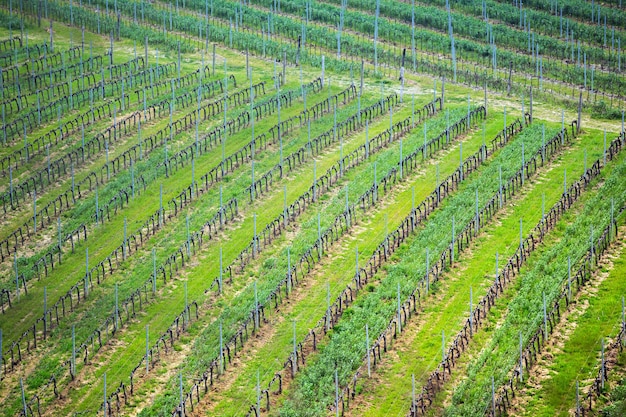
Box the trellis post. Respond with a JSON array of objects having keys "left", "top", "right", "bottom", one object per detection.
[{"left": 21, "top": 378, "right": 27, "bottom": 416}]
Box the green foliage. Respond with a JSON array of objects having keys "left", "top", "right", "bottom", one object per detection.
[
  {"left": 602, "top": 379, "right": 626, "bottom": 417},
  {"left": 280, "top": 123, "right": 554, "bottom": 416},
  {"left": 445, "top": 156, "right": 626, "bottom": 416}
]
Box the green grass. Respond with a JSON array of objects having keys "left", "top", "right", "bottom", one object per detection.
[
  {"left": 350, "top": 127, "right": 612, "bottom": 417},
  {"left": 1, "top": 3, "right": 624, "bottom": 416},
  {"left": 512, "top": 231, "right": 626, "bottom": 417},
  {"left": 444, "top": 148, "right": 626, "bottom": 417},
  {"left": 203, "top": 106, "right": 501, "bottom": 416},
  {"left": 42, "top": 84, "right": 426, "bottom": 415},
  {"left": 272, "top": 116, "right": 550, "bottom": 417}
]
